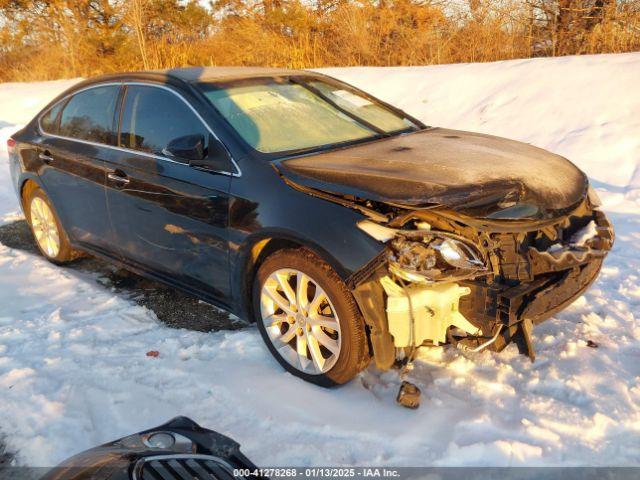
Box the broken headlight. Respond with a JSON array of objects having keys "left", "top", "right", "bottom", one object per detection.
[{"left": 387, "top": 232, "right": 487, "bottom": 284}]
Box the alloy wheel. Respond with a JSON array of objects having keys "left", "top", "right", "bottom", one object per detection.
[
  {"left": 260, "top": 268, "right": 342, "bottom": 375},
  {"left": 30, "top": 196, "right": 60, "bottom": 258}
]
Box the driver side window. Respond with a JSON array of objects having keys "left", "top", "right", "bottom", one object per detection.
[{"left": 119, "top": 85, "right": 209, "bottom": 162}]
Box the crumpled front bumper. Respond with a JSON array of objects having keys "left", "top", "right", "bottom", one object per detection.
[
  {"left": 459, "top": 209, "right": 614, "bottom": 358},
  {"left": 350, "top": 204, "right": 614, "bottom": 368},
  {"left": 459, "top": 256, "right": 604, "bottom": 356}
]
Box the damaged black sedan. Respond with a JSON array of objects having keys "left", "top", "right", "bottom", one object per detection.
[{"left": 8, "top": 67, "right": 613, "bottom": 387}]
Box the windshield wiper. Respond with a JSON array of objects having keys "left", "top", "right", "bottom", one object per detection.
[
  {"left": 380, "top": 126, "right": 420, "bottom": 138},
  {"left": 290, "top": 77, "right": 386, "bottom": 136},
  {"left": 278, "top": 133, "right": 385, "bottom": 158}
]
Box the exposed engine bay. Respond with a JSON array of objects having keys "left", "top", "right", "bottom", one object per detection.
[{"left": 350, "top": 192, "right": 613, "bottom": 369}]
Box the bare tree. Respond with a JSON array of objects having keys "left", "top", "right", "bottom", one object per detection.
[{"left": 129, "top": 0, "right": 150, "bottom": 69}]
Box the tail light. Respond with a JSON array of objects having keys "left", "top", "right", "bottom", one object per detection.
[{"left": 6, "top": 137, "right": 15, "bottom": 154}]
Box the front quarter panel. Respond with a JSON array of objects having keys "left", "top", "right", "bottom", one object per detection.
[{"left": 228, "top": 157, "right": 385, "bottom": 318}]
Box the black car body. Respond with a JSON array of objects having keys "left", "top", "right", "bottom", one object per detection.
[{"left": 8, "top": 67, "right": 613, "bottom": 385}]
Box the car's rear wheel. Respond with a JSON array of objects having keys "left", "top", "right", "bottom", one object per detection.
[
  {"left": 24, "top": 184, "right": 78, "bottom": 264},
  {"left": 253, "top": 248, "right": 369, "bottom": 387}
]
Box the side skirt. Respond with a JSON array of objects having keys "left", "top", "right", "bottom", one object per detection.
[{"left": 70, "top": 241, "right": 236, "bottom": 316}]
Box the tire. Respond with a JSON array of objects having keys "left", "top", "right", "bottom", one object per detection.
[
  {"left": 253, "top": 248, "right": 370, "bottom": 387},
  {"left": 23, "top": 183, "right": 79, "bottom": 264}
]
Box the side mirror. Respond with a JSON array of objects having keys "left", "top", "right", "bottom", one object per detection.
[
  {"left": 189, "top": 136, "right": 233, "bottom": 173},
  {"left": 163, "top": 134, "right": 206, "bottom": 161}
]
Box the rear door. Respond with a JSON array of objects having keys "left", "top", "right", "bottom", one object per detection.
[
  {"left": 105, "top": 84, "right": 232, "bottom": 303},
  {"left": 37, "top": 84, "right": 121, "bottom": 255}
]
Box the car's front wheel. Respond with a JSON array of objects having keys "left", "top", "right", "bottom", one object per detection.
[{"left": 253, "top": 248, "right": 369, "bottom": 387}]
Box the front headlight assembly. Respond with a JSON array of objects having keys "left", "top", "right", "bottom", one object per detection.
[
  {"left": 357, "top": 220, "right": 488, "bottom": 284},
  {"left": 388, "top": 231, "right": 487, "bottom": 284}
]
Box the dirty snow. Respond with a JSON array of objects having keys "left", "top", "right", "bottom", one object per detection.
[{"left": 0, "top": 53, "right": 639, "bottom": 467}]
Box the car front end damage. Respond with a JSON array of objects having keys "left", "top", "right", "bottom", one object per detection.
[
  {"left": 346, "top": 189, "right": 614, "bottom": 370},
  {"left": 273, "top": 126, "right": 615, "bottom": 393}
]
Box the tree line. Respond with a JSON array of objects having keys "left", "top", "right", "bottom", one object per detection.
[{"left": 1, "top": 0, "right": 639, "bottom": 81}]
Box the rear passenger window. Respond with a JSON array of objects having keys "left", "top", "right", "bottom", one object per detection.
[
  {"left": 59, "top": 86, "right": 119, "bottom": 144},
  {"left": 40, "top": 101, "right": 65, "bottom": 134},
  {"left": 120, "top": 85, "right": 209, "bottom": 160}
]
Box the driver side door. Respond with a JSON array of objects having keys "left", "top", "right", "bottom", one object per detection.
[{"left": 105, "top": 84, "right": 233, "bottom": 304}]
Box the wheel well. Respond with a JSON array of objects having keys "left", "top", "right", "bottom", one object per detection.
[
  {"left": 241, "top": 236, "right": 375, "bottom": 365},
  {"left": 242, "top": 237, "right": 304, "bottom": 322},
  {"left": 20, "top": 179, "right": 39, "bottom": 209},
  {"left": 20, "top": 179, "right": 40, "bottom": 212}
]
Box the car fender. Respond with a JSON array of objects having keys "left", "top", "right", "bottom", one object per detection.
[
  {"left": 230, "top": 221, "right": 384, "bottom": 322},
  {"left": 15, "top": 171, "right": 45, "bottom": 213}
]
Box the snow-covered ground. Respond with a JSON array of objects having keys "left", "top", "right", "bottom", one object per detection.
[{"left": 0, "top": 53, "right": 639, "bottom": 467}]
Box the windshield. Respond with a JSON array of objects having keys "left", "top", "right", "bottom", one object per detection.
[{"left": 197, "top": 77, "right": 418, "bottom": 154}]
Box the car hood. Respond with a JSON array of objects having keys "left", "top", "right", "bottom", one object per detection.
[{"left": 277, "top": 128, "right": 588, "bottom": 219}]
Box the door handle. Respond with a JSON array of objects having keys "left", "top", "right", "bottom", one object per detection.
[
  {"left": 107, "top": 171, "right": 130, "bottom": 186},
  {"left": 39, "top": 151, "right": 54, "bottom": 164}
]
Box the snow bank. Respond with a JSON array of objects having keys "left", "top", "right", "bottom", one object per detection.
[
  {"left": 321, "top": 52, "right": 640, "bottom": 210},
  {"left": 0, "top": 54, "right": 639, "bottom": 467}
]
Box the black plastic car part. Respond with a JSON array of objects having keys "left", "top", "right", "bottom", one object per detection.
[{"left": 40, "top": 417, "right": 263, "bottom": 480}]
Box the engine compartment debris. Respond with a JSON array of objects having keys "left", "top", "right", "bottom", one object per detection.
[
  {"left": 586, "top": 339, "right": 599, "bottom": 348},
  {"left": 396, "top": 381, "right": 421, "bottom": 409},
  {"left": 351, "top": 195, "right": 614, "bottom": 373}
]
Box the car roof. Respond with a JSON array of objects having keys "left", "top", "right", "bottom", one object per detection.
[
  {"left": 80, "top": 67, "right": 312, "bottom": 88},
  {"left": 149, "top": 66, "right": 308, "bottom": 82},
  {"left": 38, "top": 67, "right": 324, "bottom": 124}
]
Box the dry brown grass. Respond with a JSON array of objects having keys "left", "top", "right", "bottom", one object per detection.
[{"left": 1, "top": 0, "right": 639, "bottom": 82}]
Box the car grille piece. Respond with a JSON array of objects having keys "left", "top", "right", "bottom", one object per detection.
[{"left": 135, "top": 454, "right": 236, "bottom": 480}]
